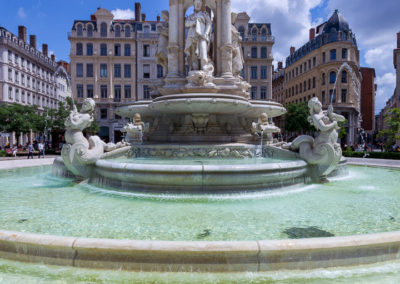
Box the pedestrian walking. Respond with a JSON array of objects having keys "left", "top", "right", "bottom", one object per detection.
[
  {"left": 27, "top": 142, "right": 34, "bottom": 159},
  {"left": 38, "top": 141, "right": 44, "bottom": 158},
  {"left": 12, "top": 145, "right": 17, "bottom": 157}
]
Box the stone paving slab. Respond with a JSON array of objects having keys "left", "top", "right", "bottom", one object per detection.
[
  {"left": 0, "top": 158, "right": 55, "bottom": 170},
  {"left": 346, "top": 157, "right": 400, "bottom": 169}
]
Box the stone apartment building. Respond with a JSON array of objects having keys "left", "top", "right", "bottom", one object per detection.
[
  {"left": 69, "top": 4, "right": 163, "bottom": 143},
  {"left": 0, "top": 25, "right": 70, "bottom": 147},
  {"left": 276, "top": 10, "right": 365, "bottom": 145},
  {"left": 234, "top": 12, "right": 274, "bottom": 100}
]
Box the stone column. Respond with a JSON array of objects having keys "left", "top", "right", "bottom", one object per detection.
[
  {"left": 167, "top": 0, "right": 180, "bottom": 78},
  {"left": 219, "top": 0, "right": 233, "bottom": 78}
]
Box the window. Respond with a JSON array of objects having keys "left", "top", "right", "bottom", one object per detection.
[
  {"left": 100, "top": 44, "right": 107, "bottom": 56},
  {"left": 15, "top": 89, "right": 19, "bottom": 101},
  {"left": 157, "top": 65, "right": 164, "bottom": 78},
  {"left": 21, "top": 74, "right": 25, "bottom": 86},
  {"left": 322, "top": 52, "right": 326, "bottom": 63},
  {"left": 76, "top": 63, "right": 83, "bottom": 77},
  {"left": 76, "top": 43, "right": 83, "bottom": 55},
  {"left": 143, "top": 85, "right": 150, "bottom": 99},
  {"left": 322, "top": 91, "right": 325, "bottom": 104},
  {"left": 342, "top": 48, "right": 348, "bottom": 60},
  {"left": 341, "top": 71, "right": 347, "bottom": 83},
  {"left": 252, "top": 29, "right": 257, "bottom": 41},
  {"left": 251, "top": 86, "right": 257, "bottom": 99},
  {"left": 143, "top": 45, "right": 150, "bottom": 57},
  {"left": 143, "top": 64, "right": 150, "bottom": 78},
  {"left": 308, "top": 79, "right": 311, "bottom": 90},
  {"left": 100, "top": 109, "right": 108, "bottom": 119},
  {"left": 110, "top": 64, "right": 121, "bottom": 80},
  {"left": 77, "top": 24, "right": 83, "bottom": 36},
  {"left": 330, "top": 89, "right": 336, "bottom": 103},
  {"left": 124, "top": 64, "right": 131, "bottom": 78},
  {"left": 87, "top": 85, "right": 93, "bottom": 98},
  {"left": 8, "top": 87, "right": 12, "bottom": 100},
  {"left": 300, "top": 65, "right": 302, "bottom": 74},
  {"left": 100, "top": 85, "right": 107, "bottom": 98},
  {"left": 308, "top": 59, "right": 311, "bottom": 70},
  {"left": 115, "top": 25, "right": 121, "bottom": 37},
  {"left": 251, "top": 66, "right": 257, "bottom": 79},
  {"left": 87, "top": 25, "right": 93, "bottom": 37},
  {"left": 260, "top": 66, "right": 267, "bottom": 79},
  {"left": 124, "top": 44, "right": 131, "bottom": 56},
  {"left": 251, "top": 47, "right": 257, "bottom": 58},
  {"left": 114, "top": 44, "right": 121, "bottom": 56},
  {"left": 124, "top": 85, "right": 131, "bottom": 98},
  {"left": 8, "top": 69, "right": 12, "bottom": 81},
  {"left": 100, "top": 23, "right": 107, "bottom": 37},
  {"left": 86, "top": 64, "right": 93, "bottom": 77},
  {"left": 296, "top": 84, "right": 298, "bottom": 95},
  {"left": 330, "top": 49, "right": 336, "bottom": 61},
  {"left": 299, "top": 83, "right": 302, "bottom": 93},
  {"left": 312, "top": 77, "right": 316, "bottom": 88},
  {"left": 261, "top": 47, "right": 267, "bottom": 58},
  {"left": 322, "top": 73, "right": 326, "bottom": 85},
  {"left": 261, "top": 29, "right": 267, "bottom": 41},
  {"left": 260, "top": 86, "right": 267, "bottom": 99},
  {"left": 87, "top": 43, "right": 93, "bottom": 56},
  {"left": 8, "top": 50, "right": 12, "bottom": 61},
  {"left": 238, "top": 26, "right": 245, "bottom": 41},
  {"left": 114, "top": 85, "right": 121, "bottom": 102},
  {"left": 341, "top": 89, "right": 347, "bottom": 103},
  {"left": 100, "top": 64, "right": 107, "bottom": 78},
  {"left": 304, "top": 81, "right": 306, "bottom": 92},
  {"left": 15, "top": 71, "right": 19, "bottom": 83},
  {"left": 329, "top": 71, "right": 336, "bottom": 84},
  {"left": 125, "top": 26, "right": 131, "bottom": 37},
  {"left": 313, "top": 57, "right": 316, "bottom": 67}
]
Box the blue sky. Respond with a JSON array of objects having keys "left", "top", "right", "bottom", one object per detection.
[{"left": 1, "top": 0, "right": 399, "bottom": 113}]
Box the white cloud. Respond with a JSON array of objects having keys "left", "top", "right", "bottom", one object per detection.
[
  {"left": 17, "top": 7, "right": 26, "bottom": 19},
  {"left": 364, "top": 44, "right": 395, "bottom": 73},
  {"left": 111, "top": 8, "right": 134, "bottom": 20}
]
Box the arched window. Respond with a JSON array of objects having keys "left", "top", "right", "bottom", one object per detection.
[
  {"left": 252, "top": 28, "right": 257, "bottom": 41},
  {"left": 87, "top": 24, "right": 93, "bottom": 37},
  {"left": 261, "top": 29, "right": 267, "bottom": 41},
  {"left": 100, "top": 23, "right": 107, "bottom": 37},
  {"left": 77, "top": 24, "right": 83, "bottom": 36},
  {"left": 341, "top": 70, "right": 347, "bottom": 83},
  {"left": 330, "top": 71, "right": 336, "bottom": 84},
  {"left": 115, "top": 25, "right": 121, "bottom": 37},
  {"left": 76, "top": 43, "right": 83, "bottom": 55},
  {"left": 125, "top": 25, "right": 131, "bottom": 37},
  {"left": 238, "top": 26, "right": 245, "bottom": 41}
]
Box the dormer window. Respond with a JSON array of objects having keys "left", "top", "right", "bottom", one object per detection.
[
  {"left": 77, "top": 24, "right": 83, "bottom": 36},
  {"left": 87, "top": 25, "right": 93, "bottom": 37},
  {"left": 125, "top": 26, "right": 131, "bottom": 37},
  {"left": 100, "top": 22, "right": 107, "bottom": 37},
  {"left": 115, "top": 25, "right": 121, "bottom": 37}
]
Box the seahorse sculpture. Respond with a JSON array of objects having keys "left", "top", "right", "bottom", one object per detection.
[
  {"left": 61, "top": 98, "right": 128, "bottom": 178},
  {"left": 290, "top": 97, "right": 345, "bottom": 180}
]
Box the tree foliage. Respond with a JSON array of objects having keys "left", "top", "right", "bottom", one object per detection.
[
  {"left": 284, "top": 102, "right": 315, "bottom": 134},
  {"left": 0, "top": 104, "right": 45, "bottom": 134},
  {"left": 378, "top": 108, "right": 400, "bottom": 150}
]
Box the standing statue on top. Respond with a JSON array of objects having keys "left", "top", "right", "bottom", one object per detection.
[
  {"left": 290, "top": 97, "right": 345, "bottom": 180},
  {"left": 231, "top": 12, "right": 244, "bottom": 78},
  {"left": 156, "top": 10, "right": 169, "bottom": 74},
  {"left": 185, "top": 0, "right": 213, "bottom": 76}
]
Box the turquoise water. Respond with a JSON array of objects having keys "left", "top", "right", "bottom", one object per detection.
[{"left": 0, "top": 165, "right": 400, "bottom": 241}]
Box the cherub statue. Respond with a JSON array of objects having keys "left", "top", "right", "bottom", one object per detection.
[
  {"left": 251, "top": 113, "right": 280, "bottom": 141},
  {"left": 122, "top": 113, "right": 147, "bottom": 144},
  {"left": 155, "top": 10, "right": 169, "bottom": 74}
]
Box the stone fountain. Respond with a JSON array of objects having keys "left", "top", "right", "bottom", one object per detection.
[{"left": 54, "top": 0, "right": 347, "bottom": 192}]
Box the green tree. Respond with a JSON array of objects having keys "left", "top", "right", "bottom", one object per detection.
[
  {"left": 0, "top": 104, "right": 44, "bottom": 135},
  {"left": 378, "top": 108, "right": 400, "bottom": 150},
  {"left": 284, "top": 102, "right": 315, "bottom": 134}
]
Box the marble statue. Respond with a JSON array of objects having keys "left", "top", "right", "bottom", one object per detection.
[
  {"left": 231, "top": 13, "right": 244, "bottom": 78},
  {"left": 61, "top": 99, "right": 128, "bottom": 177},
  {"left": 156, "top": 10, "right": 169, "bottom": 74},
  {"left": 122, "top": 113, "right": 147, "bottom": 144},
  {"left": 251, "top": 113, "right": 280, "bottom": 144},
  {"left": 290, "top": 98, "right": 345, "bottom": 179},
  {"left": 184, "top": 0, "right": 213, "bottom": 74}
]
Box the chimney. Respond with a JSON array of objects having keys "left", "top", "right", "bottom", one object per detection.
[
  {"left": 290, "top": 46, "right": 296, "bottom": 55},
  {"left": 90, "top": 14, "right": 96, "bottom": 21},
  {"left": 397, "top": 32, "right": 400, "bottom": 49},
  {"left": 157, "top": 15, "right": 160, "bottom": 22},
  {"left": 142, "top": 13, "right": 146, "bottom": 22},
  {"left": 18, "top": 26, "right": 27, "bottom": 42},
  {"left": 63, "top": 62, "right": 68, "bottom": 70},
  {"left": 42, "top": 43, "right": 48, "bottom": 56},
  {"left": 278, "top": 61, "right": 283, "bottom": 70},
  {"left": 135, "top": 2, "right": 141, "bottom": 21},
  {"left": 51, "top": 54, "right": 55, "bottom": 61},
  {"left": 29, "top": 35, "right": 36, "bottom": 49},
  {"left": 309, "top": 28, "right": 315, "bottom": 41}
]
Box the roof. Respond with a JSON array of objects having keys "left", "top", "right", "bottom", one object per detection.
[{"left": 322, "top": 9, "right": 350, "bottom": 34}]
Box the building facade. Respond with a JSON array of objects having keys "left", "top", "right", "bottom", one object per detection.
[
  {"left": 0, "top": 25, "right": 70, "bottom": 147},
  {"left": 360, "top": 67, "right": 376, "bottom": 141},
  {"left": 69, "top": 4, "right": 163, "bottom": 143},
  {"left": 279, "top": 10, "right": 362, "bottom": 145},
  {"left": 234, "top": 12, "right": 274, "bottom": 100}
]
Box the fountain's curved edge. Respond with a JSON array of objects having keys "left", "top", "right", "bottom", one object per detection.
[{"left": 1, "top": 228, "right": 400, "bottom": 272}]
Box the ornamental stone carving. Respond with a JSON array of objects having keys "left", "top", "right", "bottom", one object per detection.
[
  {"left": 156, "top": 10, "right": 169, "bottom": 74},
  {"left": 231, "top": 12, "right": 244, "bottom": 78}
]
